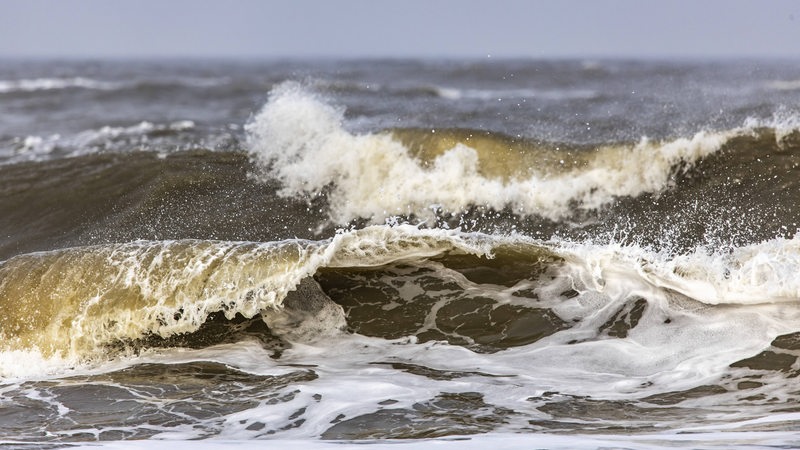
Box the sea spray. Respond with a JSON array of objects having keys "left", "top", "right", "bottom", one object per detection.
[{"left": 247, "top": 82, "right": 739, "bottom": 224}]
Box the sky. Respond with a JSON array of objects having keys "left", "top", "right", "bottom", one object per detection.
[{"left": 1, "top": 0, "right": 799, "bottom": 59}]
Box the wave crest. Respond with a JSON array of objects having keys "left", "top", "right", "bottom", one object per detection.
[
  {"left": 0, "top": 225, "right": 489, "bottom": 364},
  {"left": 246, "top": 82, "right": 749, "bottom": 224},
  {"left": 0, "top": 77, "right": 121, "bottom": 93},
  {"left": 4, "top": 223, "right": 800, "bottom": 379}
]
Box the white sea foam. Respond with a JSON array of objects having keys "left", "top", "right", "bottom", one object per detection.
[
  {"left": 246, "top": 82, "right": 737, "bottom": 224},
  {"left": 508, "top": 236, "right": 800, "bottom": 395},
  {"left": 0, "top": 349, "right": 76, "bottom": 380},
  {"left": 55, "top": 432, "right": 800, "bottom": 450},
  {"left": 556, "top": 233, "right": 800, "bottom": 306},
  {"left": 744, "top": 108, "right": 800, "bottom": 144}
]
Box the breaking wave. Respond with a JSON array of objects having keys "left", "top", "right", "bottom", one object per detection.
[
  {"left": 4, "top": 223, "right": 800, "bottom": 381},
  {"left": 246, "top": 82, "right": 800, "bottom": 224},
  {"left": 0, "top": 77, "right": 122, "bottom": 93}
]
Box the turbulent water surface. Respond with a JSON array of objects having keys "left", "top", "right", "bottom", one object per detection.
[{"left": 3, "top": 59, "right": 800, "bottom": 448}]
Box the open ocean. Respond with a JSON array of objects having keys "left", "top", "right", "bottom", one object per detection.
[{"left": 3, "top": 58, "right": 800, "bottom": 449}]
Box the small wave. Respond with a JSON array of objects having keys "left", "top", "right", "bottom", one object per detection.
[
  {"left": 743, "top": 109, "right": 800, "bottom": 144},
  {"left": 434, "top": 86, "right": 597, "bottom": 101},
  {"left": 0, "top": 77, "right": 122, "bottom": 93},
  {"left": 0, "top": 76, "right": 230, "bottom": 95},
  {"left": 70, "top": 120, "right": 196, "bottom": 143},
  {"left": 309, "top": 79, "right": 381, "bottom": 94},
  {"left": 165, "top": 76, "right": 229, "bottom": 88},
  {"left": 306, "top": 79, "right": 596, "bottom": 101},
  {"left": 246, "top": 82, "right": 769, "bottom": 224}
]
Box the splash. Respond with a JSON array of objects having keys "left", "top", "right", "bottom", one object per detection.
[{"left": 246, "top": 82, "right": 739, "bottom": 224}]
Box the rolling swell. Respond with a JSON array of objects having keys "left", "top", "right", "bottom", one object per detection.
[
  {"left": 3, "top": 122, "right": 800, "bottom": 263},
  {"left": 4, "top": 81, "right": 800, "bottom": 261}
]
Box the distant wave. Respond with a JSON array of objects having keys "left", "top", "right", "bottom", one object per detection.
[
  {"left": 307, "top": 79, "right": 597, "bottom": 101},
  {"left": 4, "top": 223, "right": 800, "bottom": 378},
  {"left": 4, "top": 120, "right": 196, "bottom": 163},
  {"left": 433, "top": 86, "right": 598, "bottom": 101},
  {"left": 765, "top": 79, "right": 800, "bottom": 91},
  {"left": 0, "top": 77, "right": 122, "bottom": 93},
  {"left": 0, "top": 76, "right": 229, "bottom": 94}
]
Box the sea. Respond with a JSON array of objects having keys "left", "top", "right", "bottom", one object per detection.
[{"left": 2, "top": 58, "right": 800, "bottom": 449}]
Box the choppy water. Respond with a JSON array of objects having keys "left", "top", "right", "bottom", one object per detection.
[{"left": 3, "top": 58, "right": 800, "bottom": 449}]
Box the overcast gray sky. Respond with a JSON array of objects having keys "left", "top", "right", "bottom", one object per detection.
[{"left": 1, "top": 0, "right": 799, "bottom": 59}]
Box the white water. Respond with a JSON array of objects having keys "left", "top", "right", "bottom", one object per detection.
[
  {"left": 52, "top": 431, "right": 800, "bottom": 450},
  {"left": 246, "top": 82, "right": 745, "bottom": 223}
]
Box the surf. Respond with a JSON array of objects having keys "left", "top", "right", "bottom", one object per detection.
[
  {"left": 246, "top": 82, "right": 800, "bottom": 226},
  {"left": 4, "top": 222, "right": 800, "bottom": 384},
  {"left": 0, "top": 225, "right": 492, "bottom": 369}
]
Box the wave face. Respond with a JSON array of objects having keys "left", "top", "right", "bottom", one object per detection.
[
  {"left": 4, "top": 226, "right": 800, "bottom": 443},
  {"left": 4, "top": 59, "right": 800, "bottom": 446},
  {"left": 0, "top": 239, "right": 321, "bottom": 360}
]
